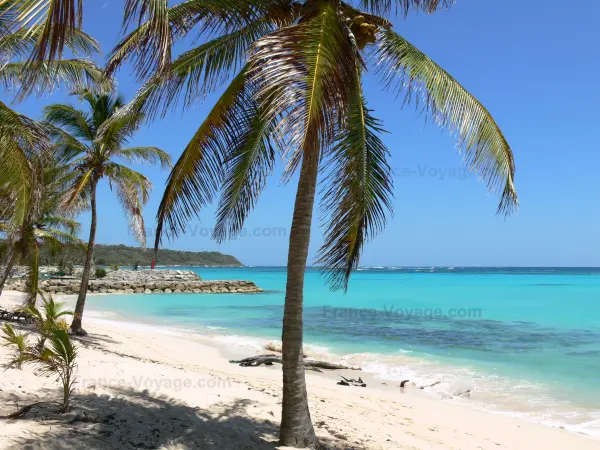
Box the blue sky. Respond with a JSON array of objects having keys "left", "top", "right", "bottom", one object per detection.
[{"left": 3, "top": 0, "right": 599, "bottom": 267}]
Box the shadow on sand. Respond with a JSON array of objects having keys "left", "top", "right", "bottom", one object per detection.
[{"left": 3, "top": 387, "right": 363, "bottom": 449}]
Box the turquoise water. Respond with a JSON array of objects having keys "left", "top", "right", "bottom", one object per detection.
[{"left": 87, "top": 267, "right": 600, "bottom": 436}]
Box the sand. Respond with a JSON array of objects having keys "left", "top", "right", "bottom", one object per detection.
[{"left": 1, "top": 291, "right": 598, "bottom": 450}]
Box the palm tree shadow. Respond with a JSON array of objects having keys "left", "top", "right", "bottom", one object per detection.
[{"left": 5, "top": 387, "right": 363, "bottom": 449}]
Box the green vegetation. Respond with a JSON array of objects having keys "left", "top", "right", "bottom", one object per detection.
[
  {"left": 89, "top": 244, "right": 243, "bottom": 267},
  {"left": 0, "top": 241, "right": 242, "bottom": 267},
  {"left": 0, "top": 149, "right": 85, "bottom": 305},
  {"left": 2, "top": 298, "right": 78, "bottom": 413},
  {"left": 95, "top": 267, "right": 107, "bottom": 278},
  {"left": 0, "top": 323, "right": 27, "bottom": 370}
]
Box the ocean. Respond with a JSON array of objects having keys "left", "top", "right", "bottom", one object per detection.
[{"left": 86, "top": 266, "right": 600, "bottom": 437}]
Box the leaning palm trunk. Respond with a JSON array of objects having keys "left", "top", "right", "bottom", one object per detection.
[
  {"left": 106, "top": 1, "right": 518, "bottom": 447},
  {"left": 71, "top": 179, "right": 97, "bottom": 335},
  {"left": 280, "top": 146, "right": 320, "bottom": 448},
  {"left": 0, "top": 249, "right": 20, "bottom": 295},
  {"left": 25, "top": 242, "right": 40, "bottom": 308}
]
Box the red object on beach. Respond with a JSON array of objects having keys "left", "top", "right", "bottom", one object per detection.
[{"left": 151, "top": 258, "right": 155, "bottom": 270}]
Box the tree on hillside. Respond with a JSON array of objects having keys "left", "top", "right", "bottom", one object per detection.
[{"left": 45, "top": 89, "right": 172, "bottom": 335}]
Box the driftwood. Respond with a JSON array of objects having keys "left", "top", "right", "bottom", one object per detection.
[
  {"left": 337, "top": 375, "right": 366, "bottom": 387},
  {"left": 398, "top": 380, "right": 442, "bottom": 390},
  {"left": 229, "top": 354, "right": 360, "bottom": 371}
]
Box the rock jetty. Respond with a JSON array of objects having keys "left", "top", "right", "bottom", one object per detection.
[{"left": 4, "top": 269, "right": 261, "bottom": 295}]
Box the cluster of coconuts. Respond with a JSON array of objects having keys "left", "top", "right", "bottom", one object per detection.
[{"left": 345, "top": 15, "right": 379, "bottom": 49}]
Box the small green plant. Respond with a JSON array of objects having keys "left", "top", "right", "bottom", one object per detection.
[
  {"left": 95, "top": 267, "right": 107, "bottom": 278},
  {"left": 1, "top": 324, "right": 28, "bottom": 369},
  {"left": 2, "top": 297, "right": 78, "bottom": 413},
  {"left": 22, "top": 297, "right": 73, "bottom": 348},
  {"left": 110, "top": 264, "right": 119, "bottom": 271}
]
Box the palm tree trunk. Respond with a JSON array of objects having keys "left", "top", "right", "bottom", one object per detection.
[
  {"left": 0, "top": 249, "right": 19, "bottom": 295},
  {"left": 279, "top": 144, "right": 320, "bottom": 449},
  {"left": 70, "top": 178, "right": 97, "bottom": 335},
  {"left": 25, "top": 241, "right": 40, "bottom": 308}
]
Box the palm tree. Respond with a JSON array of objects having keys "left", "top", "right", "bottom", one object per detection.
[
  {"left": 107, "top": 1, "right": 517, "bottom": 447},
  {"left": 0, "top": 2, "right": 109, "bottom": 295},
  {"left": 45, "top": 89, "right": 171, "bottom": 335},
  {"left": 0, "top": 147, "right": 85, "bottom": 306},
  {"left": 6, "top": 0, "right": 519, "bottom": 447}
]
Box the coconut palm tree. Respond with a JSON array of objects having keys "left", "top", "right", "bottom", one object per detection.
[
  {"left": 6, "top": 0, "right": 518, "bottom": 447},
  {"left": 45, "top": 89, "right": 171, "bottom": 335},
  {"left": 0, "top": 147, "right": 85, "bottom": 306},
  {"left": 0, "top": 3, "right": 108, "bottom": 282}
]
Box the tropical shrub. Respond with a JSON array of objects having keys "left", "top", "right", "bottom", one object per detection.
[
  {"left": 2, "top": 298, "right": 78, "bottom": 413},
  {"left": 1, "top": 324, "right": 27, "bottom": 370},
  {"left": 95, "top": 267, "right": 107, "bottom": 278}
]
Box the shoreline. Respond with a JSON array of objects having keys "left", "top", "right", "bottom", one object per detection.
[
  {"left": 65, "top": 293, "right": 600, "bottom": 439},
  {"left": 1, "top": 291, "right": 599, "bottom": 449}
]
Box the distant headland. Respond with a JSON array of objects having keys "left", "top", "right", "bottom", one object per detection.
[{"left": 0, "top": 241, "right": 243, "bottom": 267}]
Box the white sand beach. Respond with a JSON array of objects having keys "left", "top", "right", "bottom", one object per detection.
[{"left": 1, "top": 291, "right": 598, "bottom": 450}]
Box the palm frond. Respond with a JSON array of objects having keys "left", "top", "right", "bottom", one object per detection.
[
  {"left": 249, "top": 1, "right": 359, "bottom": 178},
  {"left": 110, "top": 19, "right": 274, "bottom": 122},
  {"left": 114, "top": 146, "right": 172, "bottom": 169},
  {"left": 1, "top": 323, "right": 28, "bottom": 369},
  {"left": 1, "top": 59, "right": 112, "bottom": 100},
  {"left": 317, "top": 86, "right": 393, "bottom": 290},
  {"left": 161, "top": 19, "right": 274, "bottom": 111},
  {"left": 84, "top": 90, "right": 146, "bottom": 150},
  {"left": 43, "top": 103, "right": 93, "bottom": 141},
  {"left": 375, "top": 28, "right": 517, "bottom": 214},
  {"left": 359, "top": 0, "right": 454, "bottom": 16},
  {"left": 154, "top": 68, "right": 248, "bottom": 248},
  {"left": 42, "top": 122, "right": 89, "bottom": 160},
  {"left": 0, "top": 101, "right": 48, "bottom": 233},
  {"left": 213, "top": 102, "right": 276, "bottom": 242},
  {"left": 35, "top": 227, "right": 84, "bottom": 248},
  {"left": 0, "top": 103, "right": 33, "bottom": 189},
  {"left": 105, "top": 163, "right": 151, "bottom": 246},
  {"left": 48, "top": 328, "right": 76, "bottom": 365},
  {"left": 122, "top": 0, "right": 171, "bottom": 79},
  {"left": 110, "top": 0, "right": 291, "bottom": 80},
  {"left": 40, "top": 215, "right": 81, "bottom": 236},
  {"left": 0, "top": 0, "right": 83, "bottom": 62},
  {"left": 0, "top": 23, "right": 98, "bottom": 64},
  {"left": 61, "top": 168, "right": 92, "bottom": 209}
]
